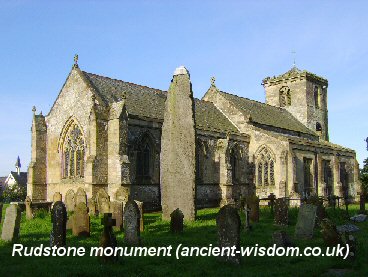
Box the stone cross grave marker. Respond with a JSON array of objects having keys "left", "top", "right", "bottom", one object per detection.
[
  {"left": 1, "top": 204, "right": 21, "bottom": 242},
  {"left": 170, "top": 208, "right": 184, "bottom": 233},
  {"left": 72, "top": 203, "right": 90, "bottom": 237},
  {"left": 110, "top": 201, "right": 124, "bottom": 231},
  {"left": 274, "top": 198, "right": 289, "bottom": 226},
  {"left": 75, "top": 188, "right": 87, "bottom": 206},
  {"left": 50, "top": 201, "right": 67, "bottom": 247},
  {"left": 65, "top": 189, "right": 75, "bottom": 212},
  {"left": 25, "top": 196, "right": 33, "bottom": 220},
  {"left": 216, "top": 205, "right": 241, "bottom": 264},
  {"left": 123, "top": 200, "right": 141, "bottom": 245},
  {"left": 295, "top": 204, "right": 317, "bottom": 239},
  {"left": 99, "top": 213, "right": 118, "bottom": 263}
]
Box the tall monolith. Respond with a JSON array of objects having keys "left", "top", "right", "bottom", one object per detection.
[{"left": 160, "top": 66, "right": 196, "bottom": 221}]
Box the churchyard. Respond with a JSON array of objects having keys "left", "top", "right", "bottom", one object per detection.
[{"left": 0, "top": 200, "right": 367, "bottom": 277}]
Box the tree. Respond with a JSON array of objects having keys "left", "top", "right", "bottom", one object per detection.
[
  {"left": 360, "top": 158, "right": 368, "bottom": 193},
  {"left": 0, "top": 183, "right": 27, "bottom": 203}
]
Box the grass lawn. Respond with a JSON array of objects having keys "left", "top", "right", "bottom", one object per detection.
[{"left": 0, "top": 204, "right": 367, "bottom": 277}]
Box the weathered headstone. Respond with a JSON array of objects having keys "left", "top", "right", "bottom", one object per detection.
[
  {"left": 160, "top": 66, "right": 196, "bottom": 221},
  {"left": 244, "top": 204, "right": 252, "bottom": 231},
  {"left": 25, "top": 196, "right": 33, "bottom": 220},
  {"left": 170, "top": 208, "right": 184, "bottom": 233},
  {"left": 53, "top": 192, "right": 62, "bottom": 203},
  {"left": 50, "top": 201, "right": 67, "bottom": 247},
  {"left": 1, "top": 204, "right": 21, "bottom": 242},
  {"left": 359, "top": 192, "right": 366, "bottom": 214},
  {"left": 247, "top": 195, "right": 259, "bottom": 223},
  {"left": 88, "top": 198, "right": 97, "bottom": 216},
  {"left": 272, "top": 231, "right": 293, "bottom": 247},
  {"left": 75, "top": 188, "right": 87, "bottom": 206},
  {"left": 123, "top": 200, "right": 140, "bottom": 245},
  {"left": 135, "top": 200, "right": 144, "bottom": 232},
  {"left": 274, "top": 198, "right": 288, "bottom": 226},
  {"left": 65, "top": 189, "right": 75, "bottom": 212},
  {"left": 306, "top": 195, "right": 327, "bottom": 225},
  {"left": 115, "top": 187, "right": 129, "bottom": 203},
  {"left": 216, "top": 205, "right": 241, "bottom": 264},
  {"left": 72, "top": 203, "right": 90, "bottom": 237},
  {"left": 99, "top": 213, "right": 118, "bottom": 263},
  {"left": 110, "top": 201, "right": 124, "bottom": 231},
  {"left": 268, "top": 193, "right": 276, "bottom": 214},
  {"left": 0, "top": 203, "right": 3, "bottom": 223},
  {"left": 295, "top": 204, "right": 317, "bottom": 239},
  {"left": 320, "top": 218, "right": 342, "bottom": 247},
  {"left": 97, "top": 189, "right": 110, "bottom": 215}
]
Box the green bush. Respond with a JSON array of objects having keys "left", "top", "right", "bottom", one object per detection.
[{"left": 0, "top": 183, "right": 27, "bottom": 203}]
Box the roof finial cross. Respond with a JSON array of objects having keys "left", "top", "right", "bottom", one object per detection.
[
  {"left": 291, "top": 50, "right": 296, "bottom": 67},
  {"left": 210, "top": 76, "right": 216, "bottom": 87},
  {"left": 74, "top": 54, "right": 79, "bottom": 67}
]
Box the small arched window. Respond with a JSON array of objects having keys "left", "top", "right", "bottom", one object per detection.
[
  {"left": 316, "top": 122, "right": 322, "bottom": 132},
  {"left": 314, "top": 86, "right": 319, "bottom": 108}
]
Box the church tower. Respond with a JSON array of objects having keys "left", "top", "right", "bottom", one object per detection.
[{"left": 262, "top": 66, "right": 329, "bottom": 141}]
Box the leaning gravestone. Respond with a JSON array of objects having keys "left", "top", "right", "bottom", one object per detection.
[
  {"left": 75, "top": 188, "right": 87, "bottom": 206},
  {"left": 1, "top": 204, "right": 22, "bottom": 242},
  {"left": 295, "top": 204, "right": 317, "bottom": 239},
  {"left": 135, "top": 200, "right": 144, "bottom": 232},
  {"left": 320, "top": 218, "right": 342, "bottom": 247},
  {"left": 0, "top": 203, "right": 3, "bottom": 223},
  {"left": 65, "top": 190, "right": 75, "bottom": 212},
  {"left": 274, "top": 198, "right": 288, "bottom": 226},
  {"left": 88, "top": 198, "right": 97, "bottom": 216},
  {"left": 216, "top": 205, "right": 241, "bottom": 264},
  {"left": 99, "top": 213, "right": 118, "bottom": 263},
  {"left": 110, "top": 201, "right": 124, "bottom": 231},
  {"left": 50, "top": 201, "right": 67, "bottom": 247},
  {"left": 72, "top": 203, "right": 90, "bottom": 237},
  {"left": 53, "top": 192, "right": 62, "bottom": 203},
  {"left": 123, "top": 200, "right": 141, "bottom": 245},
  {"left": 25, "top": 196, "right": 33, "bottom": 220},
  {"left": 170, "top": 208, "right": 184, "bottom": 233},
  {"left": 247, "top": 195, "right": 259, "bottom": 223}
]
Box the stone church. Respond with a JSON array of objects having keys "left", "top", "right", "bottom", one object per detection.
[{"left": 27, "top": 59, "right": 360, "bottom": 211}]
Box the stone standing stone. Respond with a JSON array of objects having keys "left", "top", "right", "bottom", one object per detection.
[
  {"left": 274, "top": 198, "right": 288, "bottom": 226},
  {"left": 53, "top": 192, "right": 62, "bottom": 203},
  {"left": 295, "top": 204, "right": 317, "bottom": 239},
  {"left": 88, "top": 198, "right": 97, "bottom": 216},
  {"left": 50, "top": 201, "right": 67, "bottom": 247},
  {"left": 160, "top": 66, "right": 196, "bottom": 221},
  {"left": 320, "top": 218, "right": 342, "bottom": 247},
  {"left": 110, "top": 201, "right": 124, "bottom": 231},
  {"left": 65, "top": 189, "right": 75, "bottom": 212},
  {"left": 123, "top": 200, "right": 140, "bottom": 245},
  {"left": 216, "top": 205, "right": 241, "bottom": 264},
  {"left": 72, "top": 203, "right": 90, "bottom": 237},
  {"left": 75, "top": 188, "right": 87, "bottom": 206},
  {"left": 1, "top": 204, "right": 21, "bottom": 242},
  {"left": 170, "top": 208, "right": 184, "bottom": 233},
  {"left": 247, "top": 195, "right": 259, "bottom": 223},
  {"left": 135, "top": 200, "right": 144, "bottom": 232},
  {"left": 99, "top": 213, "right": 118, "bottom": 263},
  {"left": 0, "top": 203, "right": 3, "bottom": 223},
  {"left": 25, "top": 196, "right": 33, "bottom": 220}
]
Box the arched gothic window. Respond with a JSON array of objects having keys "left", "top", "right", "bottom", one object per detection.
[
  {"left": 61, "top": 122, "right": 85, "bottom": 179},
  {"left": 135, "top": 133, "right": 155, "bottom": 183},
  {"left": 255, "top": 145, "right": 275, "bottom": 186},
  {"left": 279, "top": 86, "right": 291, "bottom": 107}
]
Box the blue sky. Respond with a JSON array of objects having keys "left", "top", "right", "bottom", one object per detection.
[{"left": 0, "top": 1, "right": 367, "bottom": 175}]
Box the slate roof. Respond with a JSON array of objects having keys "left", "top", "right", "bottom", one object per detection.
[
  {"left": 9, "top": 172, "right": 28, "bottom": 187},
  {"left": 82, "top": 71, "right": 239, "bottom": 134},
  {"left": 219, "top": 91, "right": 316, "bottom": 136}
]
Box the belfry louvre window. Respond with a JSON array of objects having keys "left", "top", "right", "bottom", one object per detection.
[
  {"left": 255, "top": 145, "right": 275, "bottom": 186},
  {"left": 61, "top": 122, "right": 85, "bottom": 178}
]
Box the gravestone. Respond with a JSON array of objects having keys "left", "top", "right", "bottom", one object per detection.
[
  {"left": 97, "top": 189, "right": 110, "bottom": 215},
  {"left": 247, "top": 195, "right": 259, "bottom": 223},
  {"left": 320, "top": 218, "right": 342, "bottom": 247},
  {"left": 170, "top": 208, "right": 184, "bottom": 233},
  {"left": 0, "top": 203, "right": 3, "bottom": 223},
  {"left": 75, "top": 188, "right": 87, "bottom": 206},
  {"left": 110, "top": 201, "right": 124, "bottom": 231},
  {"left": 160, "top": 66, "right": 196, "bottom": 221},
  {"left": 244, "top": 204, "right": 252, "bottom": 231},
  {"left": 216, "top": 205, "right": 241, "bottom": 264},
  {"left": 306, "top": 195, "right": 327, "bottom": 225},
  {"left": 50, "top": 201, "right": 67, "bottom": 247},
  {"left": 115, "top": 187, "right": 129, "bottom": 203},
  {"left": 1, "top": 204, "right": 21, "bottom": 242},
  {"left": 65, "top": 189, "right": 75, "bottom": 212},
  {"left": 25, "top": 196, "right": 33, "bottom": 220},
  {"left": 272, "top": 231, "right": 293, "bottom": 247},
  {"left": 123, "top": 200, "right": 140, "bottom": 245},
  {"left": 295, "top": 204, "right": 317, "bottom": 239},
  {"left": 99, "top": 213, "right": 118, "bottom": 263},
  {"left": 274, "top": 198, "right": 288, "bottom": 226},
  {"left": 88, "top": 198, "right": 97, "bottom": 216},
  {"left": 135, "top": 200, "right": 144, "bottom": 232},
  {"left": 268, "top": 193, "right": 276, "bottom": 214},
  {"left": 359, "top": 193, "right": 366, "bottom": 213},
  {"left": 72, "top": 203, "right": 90, "bottom": 237},
  {"left": 53, "top": 192, "right": 62, "bottom": 203}
]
